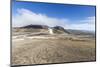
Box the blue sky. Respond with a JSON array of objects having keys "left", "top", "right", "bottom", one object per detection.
[{"left": 12, "top": 0, "right": 96, "bottom": 31}]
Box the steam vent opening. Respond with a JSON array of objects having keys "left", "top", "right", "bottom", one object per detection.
[{"left": 48, "top": 28, "right": 53, "bottom": 34}]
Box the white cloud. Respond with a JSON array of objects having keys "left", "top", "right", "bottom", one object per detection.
[
  {"left": 12, "top": 8, "right": 95, "bottom": 31},
  {"left": 66, "top": 16, "right": 95, "bottom": 31},
  {"left": 12, "top": 8, "right": 68, "bottom": 27}
]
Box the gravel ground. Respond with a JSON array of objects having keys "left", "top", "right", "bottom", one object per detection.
[{"left": 12, "top": 34, "right": 95, "bottom": 66}]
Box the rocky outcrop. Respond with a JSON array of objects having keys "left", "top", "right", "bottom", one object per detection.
[
  {"left": 20, "top": 24, "right": 49, "bottom": 29},
  {"left": 13, "top": 25, "right": 70, "bottom": 34}
]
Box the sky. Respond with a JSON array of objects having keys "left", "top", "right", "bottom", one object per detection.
[{"left": 12, "top": 0, "right": 96, "bottom": 31}]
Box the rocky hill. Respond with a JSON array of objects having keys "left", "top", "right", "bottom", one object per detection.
[
  {"left": 21, "top": 24, "right": 49, "bottom": 29},
  {"left": 13, "top": 24, "right": 70, "bottom": 35},
  {"left": 13, "top": 24, "right": 95, "bottom": 36}
]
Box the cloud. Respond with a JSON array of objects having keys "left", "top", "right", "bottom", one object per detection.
[
  {"left": 12, "top": 8, "right": 68, "bottom": 27},
  {"left": 12, "top": 8, "right": 95, "bottom": 31},
  {"left": 65, "top": 16, "right": 95, "bottom": 31}
]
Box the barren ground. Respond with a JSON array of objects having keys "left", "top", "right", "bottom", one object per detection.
[{"left": 12, "top": 33, "right": 95, "bottom": 66}]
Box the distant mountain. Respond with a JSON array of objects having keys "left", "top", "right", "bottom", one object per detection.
[
  {"left": 15, "top": 25, "right": 68, "bottom": 34},
  {"left": 66, "top": 29, "right": 95, "bottom": 38},
  {"left": 13, "top": 24, "right": 95, "bottom": 36},
  {"left": 52, "top": 26, "right": 70, "bottom": 34},
  {"left": 20, "top": 24, "right": 49, "bottom": 29},
  {"left": 66, "top": 29, "right": 95, "bottom": 35}
]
